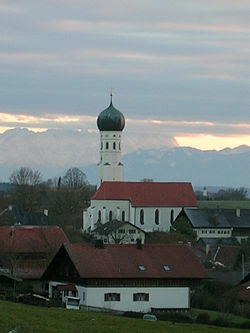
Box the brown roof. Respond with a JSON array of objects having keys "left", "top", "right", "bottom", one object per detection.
[
  {"left": 93, "top": 181, "right": 197, "bottom": 207},
  {"left": 0, "top": 226, "right": 69, "bottom": 254},
  {"left": 64, "top": 243, "right": 207, "bottom": 279}
]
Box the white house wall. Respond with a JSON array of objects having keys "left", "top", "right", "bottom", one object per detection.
[
  {"left": 195, "top": 228, "right": 232, "bottom": 240},
  {"left": 49, "top": 282, "right": 189, "bottom": 312}
]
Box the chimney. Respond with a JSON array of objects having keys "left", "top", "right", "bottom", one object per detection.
[
  {"left": 236, "top": 208, "right": 241, "bottom": 218},
  {"left": 136, "top": 239, "right": 142, "bottom": 250}
]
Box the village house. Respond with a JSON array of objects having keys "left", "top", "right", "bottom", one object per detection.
[
  {"left": 91, "top": 219, "right": 146, "bottom": 244},
  {"left": 0, "top": 225, "right": 69, "bottom": 293},
  {"left": 42, "top": 242, "right": 207, "bottom": 312}
]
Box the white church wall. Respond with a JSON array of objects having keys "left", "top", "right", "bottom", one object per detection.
[{"left": 134, "top": 207, "right": 182, "bottom": 232}]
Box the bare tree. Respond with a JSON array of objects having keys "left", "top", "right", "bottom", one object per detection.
[
  {"left": 62, "top": 168, "right": 87, "bottom": 189},
  {"left": 9, "top": 167, "right": 42, "bottom": 186}
]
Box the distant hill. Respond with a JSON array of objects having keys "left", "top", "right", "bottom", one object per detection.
[
  {"left": 0, "top": 128, "right": 250, "bottom": 188},
  {"left": 85, "top": 146, "right": 250, "bottom": 188}
]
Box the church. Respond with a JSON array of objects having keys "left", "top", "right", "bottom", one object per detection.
[{"left": 83, "top": 95, "right": 197, "bottom": 235}]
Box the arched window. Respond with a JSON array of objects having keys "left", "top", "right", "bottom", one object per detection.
[
  {"left": 155, "top": 209, "right": 159, "bottom": 225},
  {"left": 113, "top": 142, "right": 116, "bottom": 150},
  {"left": 101, "top": 142, "right": 103, "bottom": 150},
  {"left": 140, "top": 209, "right": 144, "bottom": 225},
  {"left": 109, "top": 210, "right": 112, "bottom": 221},
  {"left": 119, "top": 142, "right": 121, "bottom": 150},
  {"left": 98, "top": 210, "right": 101, "bottom": 222},
  {"left": 170, "top": 209, "right": 174, "bottom": 223},
  {"left": 106, "top": 142, "right": 109, "bottom": 150},
  {"left": 122, "top": 211, "right": 125, "bottom": 221}
]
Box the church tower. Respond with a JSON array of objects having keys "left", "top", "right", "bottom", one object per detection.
[{"left": 97, "top": 94, "right": 125, "bottom": 188}]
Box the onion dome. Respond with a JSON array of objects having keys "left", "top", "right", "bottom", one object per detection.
[{"left": 97, "top": 94, "right": 125, "bottom": 131}]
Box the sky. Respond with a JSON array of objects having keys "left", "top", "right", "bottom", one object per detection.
[{"left": 0, "top": 0, "right": 250, "bottom": 151}]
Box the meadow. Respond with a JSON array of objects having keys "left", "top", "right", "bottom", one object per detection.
[
  {"left": 0, "top": 301, "right": 250, "bottom": 333},
  {"left": 198, "top": 200, "right": 250, "bottom": 209}
]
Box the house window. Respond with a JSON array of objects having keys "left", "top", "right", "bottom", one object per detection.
[
  {"left": 129, "top": 229, "right": 136, "bottom": 234},
  {"left": 82, "top": 292, "right": 85, "bottom": 301},
  {"left": 118, "top": 229, "right": 125, "bottom": 233},
  {"left": 109, "top": 211, "right": 112, "bottom": 221},
  {"left": 133, "top": 293, "right": 149, "bottom": 302},
  {"left": 106, "top": 142, "right": 109, "bottom": 150},
  {"left": 140, "top": 209, "right": 144, "bottom": 225},
  {"left": 98, "top": 210, "right": 101, "bottom": 222},
  {"left": 170, "top": 209, "right": 174, "bottom": 223},
  {"left": 155, "top": 209, "right": 159, "bottom": 225},
  {"left": 122, "top": 211, "right": 125, "bottom": 221},
  {"left": 113, "top": 142, "right": 116, "bottom": 150},
  {"left": 104, "top": 293, "right": 120, "bottom": 302}
]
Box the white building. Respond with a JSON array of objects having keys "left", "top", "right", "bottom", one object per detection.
[
  {"left": 83, "top": 181, "right": 197, "bottom": 233},
  {"left": 43, "top": 243, "right": 207, "bottom": 312},
  {"left": 83, "top": 97, "right": 197, "bottom": 234},
  {"left": 91, "top": 220, "right": 146, "bottom": 244}
]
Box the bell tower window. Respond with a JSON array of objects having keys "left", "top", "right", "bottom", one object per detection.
[
  {"left": 106, "top": 142, "right": 109, "bottom": 150},
  {"left": 113, "top": 142, "right": 116, "bottom": 150}
]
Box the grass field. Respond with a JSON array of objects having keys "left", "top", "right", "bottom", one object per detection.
[
  {"left": 191, "top": 308, "right": 248, "bottom": 324},
  {"left": 198, "top": 200, "right": 250, "bottom": 209},
  {"left": 0, "top": 301, "right": 249, "bottom": 333}
]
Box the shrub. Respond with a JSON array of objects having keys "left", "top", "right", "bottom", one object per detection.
[
  {"left": 212, "top": 316, "right": 230, "bottom": 327},
  {"left": 241, "top": 321, "right": 250, "bottom": 329},
  {"left": 196, "top": 312, "right": 210, "bottom": 324}
]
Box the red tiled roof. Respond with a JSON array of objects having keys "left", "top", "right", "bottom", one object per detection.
[
  {"left": 65, "top": 243, "right": 207, "bottom": 279},
  {"left": 93, "top": 181, "right": 197, "bottom": 207},
  {"left": 0, "top": 226, "right": 69, "bottom": 254}
]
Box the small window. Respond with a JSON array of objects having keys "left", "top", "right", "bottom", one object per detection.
[
  {"left": 113, "top": 142, "right": 116, "bottom": 150},
  {"left": 82, "top": 292, "right": 85, "bottom": 301},
  {"left": 129, "top": 229, "right": 136, "bottom": 234},
  {"left": 118, "top": 229, "right": 125, "bottom": 234},
  {"left": 140, "top": 209, "right": 144, "bottom": 225},
  {"left": 101, "top": 142, "right": 103, "bottom": 150},
  {"left": 109, "top": 211, "right": 112, "bottom": 221},
  {"left": 155, "top": 209, "right": 159, "bottom": 225},
  {"left": 104, "top": 293, "right": 120, "bottom": 302},
  {"left": 163, "top": 265, "right": 171, "bottom": 272},
  {"left": 122, "top": 211, "right": 125, "bottom": 221},
  {"left": 119, "top": 142, "right": 121, "bottom": 150},
  {"left": 98, "top": 210, "right": 101, "bottom": 222},
  {"left": 138, "top": 265, "right": 145, "bottom": 271},
  {"left": 106, "top": 142, "right": 109, "bottom": 150},
  {"left": 133, "top": 293, "right": 149, "bottom": 302}
]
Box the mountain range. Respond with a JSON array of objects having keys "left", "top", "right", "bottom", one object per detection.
[{"left": 0, "top": 128, "right": 250, "bottom": 188}]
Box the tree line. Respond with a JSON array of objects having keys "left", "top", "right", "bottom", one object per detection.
[{"left": 0, "top": 167, "right": 96, "bottom": 238}]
